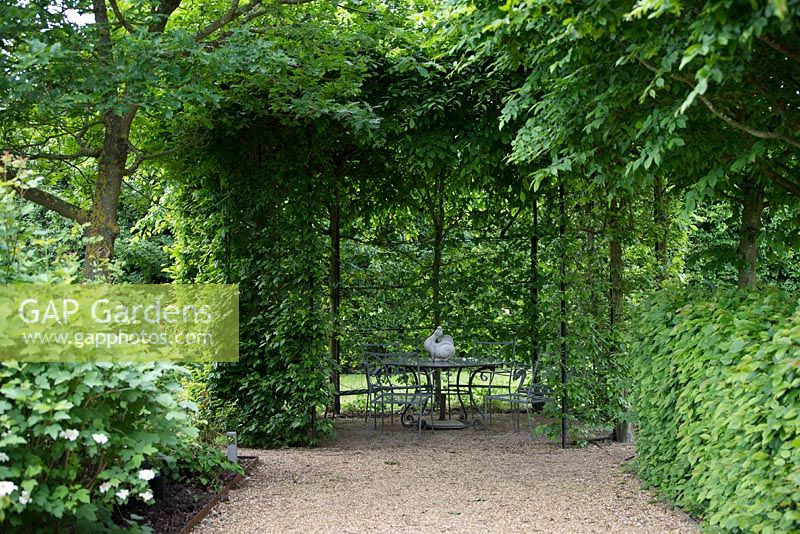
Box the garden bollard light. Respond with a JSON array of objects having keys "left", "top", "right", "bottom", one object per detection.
[{"left": 226, "top": 431, "right": 237, "bottom": 463}]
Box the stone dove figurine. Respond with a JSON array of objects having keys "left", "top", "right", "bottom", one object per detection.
[{"left": 424, "top": 325, "right": 455, "bottom": 360}]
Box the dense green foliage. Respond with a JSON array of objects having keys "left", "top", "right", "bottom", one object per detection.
[
  {"left": 0, "top": 158, "right": 83, "bottom": 283},
  {"left": 629, "top": 287, "right": 800, "bottom": 532},
  {"left": 167, "top": 134, "right": 335, "bottom": 446},
  {"left": 159, "top": 2, "right": 637, "bottom": 442}
]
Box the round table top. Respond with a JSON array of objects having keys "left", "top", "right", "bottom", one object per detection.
[{"left": 384, "top": 356, "right": 504, "bottom": 369}]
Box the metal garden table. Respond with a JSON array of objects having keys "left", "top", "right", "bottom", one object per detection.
[{"left": 384, "top": 356, "right": 504, "bottom": 429}]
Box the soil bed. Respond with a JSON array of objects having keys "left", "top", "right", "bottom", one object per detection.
[{"left": 117, "top": 458, "right": 257, "bottom": 533}]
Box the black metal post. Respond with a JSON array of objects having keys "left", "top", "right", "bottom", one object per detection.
[
  {"left": 307, "top": 177, "right": 317, "bottom": 438},
  {"left": 530, "top": 195, "right": 539, "bottom": 371}
]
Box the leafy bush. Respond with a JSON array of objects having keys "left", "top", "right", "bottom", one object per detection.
[
  {"left": 0, "top": 362, "right": 198, "bottom": 529},
  {"left": 629, "top": 286, "right": 800, "bottom": 532},
  {"left": 160, "top": 440, "right": 243, "bottom": 489},
  {"left": 0, "top": 159, "right": 232, "bottom": 530},
  {"left": 0, "top": 157, "right": 82, "bottom": 284},
  {"left": 115, "top": 234, "right": 172, "bottom": 284}
]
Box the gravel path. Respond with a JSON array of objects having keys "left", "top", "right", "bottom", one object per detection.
[{"left": 193, "top": 415, "right": 699, "bottom": 533}]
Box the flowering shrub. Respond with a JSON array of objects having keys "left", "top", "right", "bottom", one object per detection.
[
  {"left": 0, "top": 362, "right": 201, "bottom": 529},
  {"left": 0, "top": 151, "right": 238, "bottom": 530}
]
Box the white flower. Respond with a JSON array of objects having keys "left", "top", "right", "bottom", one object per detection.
[
  {"left": 91, "top": 433, "right": 108, "bottom": 445},
  {"left": 116, "top": 489, "right": 129, "bottom": 501},
  {"left": 99, "top": 482, "right": 112, "bottom": 494},
  {"left": 0, "top": 452, "right": 9, "bottom": 462},
  {"left": 59, "top": 429, "right": 79, "bottom": 441},
  {"left": 19, "top": 490, "right": 30, "bottom": 505},
  {"left": 0, "top": 480, "right": 18, "bottom": 496},
  {"left": 137, "top": 469, "right": 156, "bottom": 481},
  {"left": 138, "top": 490, "right": 153, "bottom": 502}
]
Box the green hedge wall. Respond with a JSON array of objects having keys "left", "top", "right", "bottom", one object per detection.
[{"left": 629, "top": 287, "right": 799, "bottom": 533}]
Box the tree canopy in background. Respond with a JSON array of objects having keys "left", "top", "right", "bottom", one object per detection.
[{"left": 1, "top": 0, "right": 380, "bottom": 278}]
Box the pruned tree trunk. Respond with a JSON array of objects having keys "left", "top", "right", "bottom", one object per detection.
[
  {"left": 609, "top": 199, "right": 633, "bottom": 443},
  {"left": 329, "top": 177, "right": 342, "bottom": 414},
  {"left": 585, "top": 199, "right": 599, "bottom": 321},
  {"left": 587, "top": 229, "right": 599, "bottom": 317},
  {"left": 608, "top": 199, "right": 624, "bottom": 327},
  {"left": 737, "top": 182, "right": 765, "bottom": 288},
  {"left": 609, "top": 240, "right": 623, "bottom": 327},
  {"left": 431, "top": 174, "right": 445, "bottom": 328},
  {"left": 306, "top": 178, "right": 316, "bottom": 439},
  {"left": 654, "top": 177, "right": 669, "bottom": 282}
]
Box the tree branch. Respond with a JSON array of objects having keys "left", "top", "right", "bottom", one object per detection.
[
  {"left": 759, "top": 34, "right": 800, "bottom": 64},
  {"left": 194, "top": 0, "right": 318, "bottom": 42},
  {"left": 13, "top": 150, "right": 100, "bottom": 161},
  {"left": 125, "top": 141, "right": 192, "bottom": 175},
  {"left": 12, "top": 184, "right": 90, "bottom": 223},
  {"left": 108, "top": 0, "right": 136, "bottom": 33},
  {"left": 335, "top": 2, "right": 375, "bottom": 17},
  {"left": 499, "top": 206, "right": 522, "bottom": 238},
  {"left": 148, "top": 0, "right": 181, "bottom": 33},
  {"left": 342, "top": 234, "right": 426, "bottom": 266},
  {"left": 243, "top": 7, "right": 272, "bottom": 24},
  {"left": 3, "top": 121, "right": 100, "bottom": 153},
  {"left": 694, "top": 92, "right": 800, "bottom": 149},
  {"left": 638, "top": 58, "right": 800, "bottom": 150},
  {"left": 2, "top": 157, "right": 89, "bottom": 223},
  {"left": 764, "top": 165, "right": 800, "bottom": 197},
  {"left": 194, "top": 0, "right": 242, "bottom": 42}
]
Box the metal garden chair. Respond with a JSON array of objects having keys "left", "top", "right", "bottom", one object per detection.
[
  {"left": 358, "top": 342, "right": 403, "bottom": 423},
  {"left": 363, "top": 350, "right": 434, "bottom": 437},
  {"left": 455, "top": 340, "right": 517, "bottom": 422},
  {"left": 482, "top": 346, "right": 553, "bottom": 435}
]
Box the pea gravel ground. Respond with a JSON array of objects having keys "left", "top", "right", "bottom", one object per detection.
[{"left": 193, "top": 415, "right": 699, "bottom": 534}]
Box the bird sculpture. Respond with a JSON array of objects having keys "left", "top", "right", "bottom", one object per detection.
[{"left": 424, "top": 325, "right": 455, "bottom": 361}]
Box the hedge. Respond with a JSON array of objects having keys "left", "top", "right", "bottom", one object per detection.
[{"left": 629, "top": 287, "right": 799, "bottom": 533}]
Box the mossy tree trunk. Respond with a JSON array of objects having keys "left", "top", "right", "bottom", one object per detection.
[
  {"left": 737, "top": 182, "right": 765, "bottom": 289},
  {"left": 83, "top": 110, "right": 135, "bottom": 280}
]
